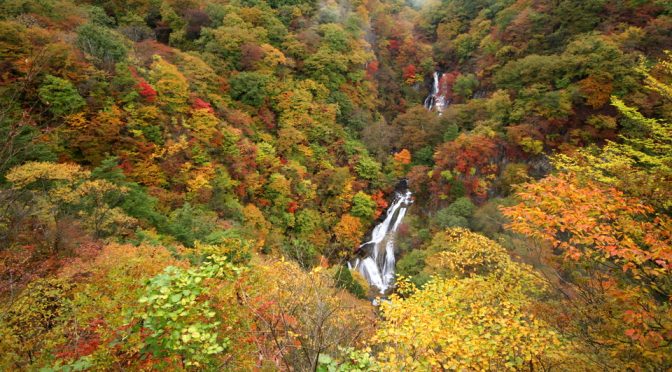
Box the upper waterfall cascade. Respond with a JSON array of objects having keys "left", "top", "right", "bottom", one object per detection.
[{"left": 423, "top": 71, "right": 448, "bottom": 114}]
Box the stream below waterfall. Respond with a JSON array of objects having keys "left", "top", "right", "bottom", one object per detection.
[{"left": 349, "top": 181, "right": 413, "bottom": 296}]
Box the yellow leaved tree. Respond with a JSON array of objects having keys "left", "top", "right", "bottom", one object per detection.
[
  {"left": 239, "top": 258, "right": 375, "bottom": 371},
  {"left": 2, "top": 162, "right": 135, "bottom": 251},
  {"left": 371, "top": 228, "right": 583, "bottom": 371}
]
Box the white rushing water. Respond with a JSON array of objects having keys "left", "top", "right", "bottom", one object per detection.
[
  {"left": 349, "top": 187, "right": 413, "bottom": 294},
  {"left": 423, "top": 71, "right": 448, "bottom": 114}
]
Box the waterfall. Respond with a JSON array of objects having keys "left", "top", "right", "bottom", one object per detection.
[
  {"left": 350, "top": 185, "right": 413, "bottom": 294},
  {"left": 424, "top": 71, "right": 448, "bottom": 114}
]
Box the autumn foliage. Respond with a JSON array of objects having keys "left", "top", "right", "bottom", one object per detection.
[{"left": 1, "top": 0, "right": 672, "bottom": 369}]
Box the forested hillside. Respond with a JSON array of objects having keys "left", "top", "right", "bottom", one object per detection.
[{"left": 0, "top": 0, "right": 670, "bottom": 370}]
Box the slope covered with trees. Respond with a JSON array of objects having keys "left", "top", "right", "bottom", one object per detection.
[{"left": 0, "top": 0, "right": 671, "bottom": 370}]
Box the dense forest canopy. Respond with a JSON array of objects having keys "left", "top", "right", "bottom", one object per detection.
[{"left": 0, "top": 0, "right": 671, "bottom": 369}]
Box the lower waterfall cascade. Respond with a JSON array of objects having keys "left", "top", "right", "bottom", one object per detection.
[{"left": 349, "top": 183, "right": 413, "bottom": 295}]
